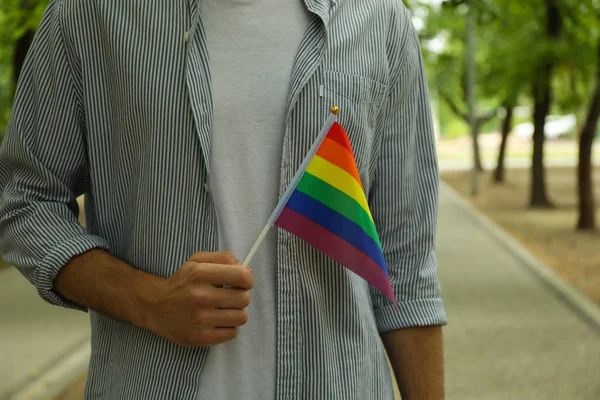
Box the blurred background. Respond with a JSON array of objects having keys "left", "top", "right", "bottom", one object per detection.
[
  {"left": 0, "top": 0, "right": 599, "bottom": 399},
  {"left": 410, "top": 0, "right": 600, "bottom": 301}
]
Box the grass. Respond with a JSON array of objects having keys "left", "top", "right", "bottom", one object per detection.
[{"left": 441, "top": 166, "right": 600, "bottom": 305}]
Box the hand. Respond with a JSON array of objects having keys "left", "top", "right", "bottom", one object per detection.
[{"left": 142, "top": 251, "right": 253, "bottom": 346}]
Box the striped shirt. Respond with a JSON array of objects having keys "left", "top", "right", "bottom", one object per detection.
[{"left": 0, "top": 0, "right": 447, "bottom": 398}]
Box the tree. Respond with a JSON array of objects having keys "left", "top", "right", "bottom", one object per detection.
[
  {"left": 577, "top": 38, "right": 600, "bottom": 230},
  {"left": 420, "top": 0, "right": 599, "bottom": 217},
  {"left": 422, "top": 1, "right": 499, "bottom": 172},
  {"left": 553, "top": 0, "right": 600, "bottom": 230},
  {"left": 529, "top": 0, "right": 562, "bottom": 208},
  {"left": 438, "top": 93, "right": 493, "bottom": 171},
  {"left": 493, "top": 103, "right": 515, "bottom": 183}
]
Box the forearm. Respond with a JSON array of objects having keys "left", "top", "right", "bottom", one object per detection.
[
  {"left": 382, "top": 325, "right": 444, "bottom": 400},
  {"left": 55, "top": 249, "right": 161, "bottom": 328}
]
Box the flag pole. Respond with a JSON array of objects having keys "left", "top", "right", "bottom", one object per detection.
[
  {"left": 241, "top": 106, "right": 340, "bottom": 267},
  {"left": 242, "top": 224, "right": 271, "bottom": 267}
]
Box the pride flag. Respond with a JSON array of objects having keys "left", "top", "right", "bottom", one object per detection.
[{"left": 258, "top": 107, "right": 395, "bottom": 305}]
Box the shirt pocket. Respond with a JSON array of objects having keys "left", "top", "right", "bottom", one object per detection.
[
  {"left": 323, "top": 70, "right": 387, "bottom": 105},
  {"left": 322, "top": 70, "right": 387, "bottom": 193}
]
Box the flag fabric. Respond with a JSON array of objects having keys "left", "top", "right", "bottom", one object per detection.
[{"left": 267, "top": 110, "right": 395, "bottom": 305}]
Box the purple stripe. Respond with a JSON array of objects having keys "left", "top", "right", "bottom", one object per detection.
[{"left": 275, "top": 207, "right": 396, "bottom": 305}]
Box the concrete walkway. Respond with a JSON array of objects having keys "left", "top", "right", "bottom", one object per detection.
[
  {"left": 439, "top": 184, "right": 600, "bottom": 399},
  {"left": 0, "top": 268, "right": 89, "bottom": 399},
  {"left": 1, "top": 183, "right": 599, "bottom": 399}
]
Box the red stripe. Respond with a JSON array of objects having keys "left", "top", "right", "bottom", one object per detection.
[
  {"left": 325, "top": 122, "right": 355, "bottom": 157},
  {"left": 275, "top": 207, "right": 396, "bottom": 305}
]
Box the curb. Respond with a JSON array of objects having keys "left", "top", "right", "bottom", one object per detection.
[
  {"left": 9, "top": 340, "right": 90, "bottom": 400},
  {"left": 441, "top": 181, "right": 600, "bottom": 333}
]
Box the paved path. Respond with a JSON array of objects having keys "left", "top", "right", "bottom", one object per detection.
[
  {"left": 0, "top": 268, "right": 89, "bottom": 399},
  {"left": 439, "top": 184, "right": 600, "bottom": 399},
  {"left": 1, "top": 184, "right": 599, "bottom": 399}
]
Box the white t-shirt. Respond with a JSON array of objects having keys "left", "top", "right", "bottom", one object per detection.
[{"left": 198, "top": 0, "right": 311, "bottom": 398}]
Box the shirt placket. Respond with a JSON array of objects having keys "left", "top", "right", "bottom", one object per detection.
[
  {"left": 277, "top": 0, "right": 332, "bottom": 398},
  {"left": 184, "top": 0, "right": 220, "bottom": 252}
]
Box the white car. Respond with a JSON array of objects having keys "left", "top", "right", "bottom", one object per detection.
[{"left": 513, "top": 114, "right": 577, "bottom": 139}]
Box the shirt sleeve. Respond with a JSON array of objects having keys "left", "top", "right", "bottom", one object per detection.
[
  {"left": 368, "top": 5, "right": 448, "bottom": 332},
  {"left": 0, "top": 0, "right": 110, "bottom": 311}
]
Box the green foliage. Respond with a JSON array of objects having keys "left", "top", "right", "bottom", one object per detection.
[
  {"left": 0, "top": 0, "right": 48, "bottom": 138},
  {"left": 421, "top": 0, "right": 600, "bottom": 138},
  {"left": 0, "top": 6, "right": 15, "bottom": 135}
]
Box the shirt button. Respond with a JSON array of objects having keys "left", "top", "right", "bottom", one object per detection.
[{"left": 204, "top": 183, "right": 211, "bottom": 193}]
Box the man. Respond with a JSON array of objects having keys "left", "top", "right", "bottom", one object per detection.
[{"left": 0, "top": 0, "right": 447, "bottom": 398}]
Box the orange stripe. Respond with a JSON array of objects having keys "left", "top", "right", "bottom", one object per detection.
[{"left": 316, "top": 138, "right": 363, "bottom": 189}]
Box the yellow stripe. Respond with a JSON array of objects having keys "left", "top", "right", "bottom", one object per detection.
[{"left": 306, "top": 156, "right": 373, "bottom": 222}]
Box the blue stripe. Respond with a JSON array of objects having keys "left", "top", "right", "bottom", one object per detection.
[{"left": 286, "top": 190, "right": 389, "bottom": 276}]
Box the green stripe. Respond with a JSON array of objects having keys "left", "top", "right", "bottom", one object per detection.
[{"left": 297, "top": 172, "right": 382, "bottom": 248}]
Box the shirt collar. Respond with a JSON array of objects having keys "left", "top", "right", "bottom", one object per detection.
[{"left": 303, "top": 0, "right": 337, "bottom": 25}]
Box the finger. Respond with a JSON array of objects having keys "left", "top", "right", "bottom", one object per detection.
[
  {"left": 189, "top": 251, "right": 239, "bottom": 265},
  {"left": 202, "top": 327, "right": 239, "bottom": 346},
  {"left": 210, "top": 287, "right": 251, "bottom": 309},
  {"left": 203, "top": 309, "right": 249, "bottom": 327},
  {"left": 191, "top": 263, "right": 254, "bottom": 290}
]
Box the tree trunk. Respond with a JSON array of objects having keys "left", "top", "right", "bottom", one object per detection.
[
  {"left": 530, "top": 0, "right": 561, "bottom": 209},
  {"left": 474, "top": 140, "right": 484, "bottom": 172},
  {"left": 494, "top": 106, "right": 514, "bottom": 183},
  {"left": 438, "top": 89, "right": 493, "bottom": 174},
  {"left": 465, "top": 4, "right": 479, "bottom": 195},
  {"left": 12, "top": 29, "right": 35, "bottom": 88},
  {"left": 473, "top": 121, "right": 484, "bottom": 172},
  {"left": 531, "top": 80, "right": 553, "bottom": 208},
  {"left": 577, "top": 42, "right": 600, "bottom": 231}
]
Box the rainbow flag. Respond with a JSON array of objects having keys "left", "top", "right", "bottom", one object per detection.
[{"left": 267, "top": 108, "right": 395, "bottom": 305}]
